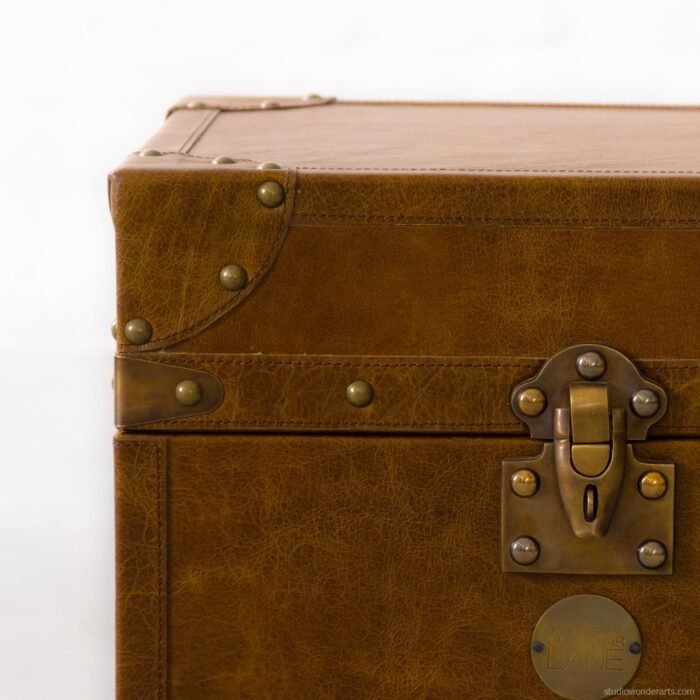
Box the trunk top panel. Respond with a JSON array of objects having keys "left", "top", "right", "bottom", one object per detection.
[
  {"left": 160, "top": 97, "right": 700, "bottom": 176},
  {"left": 110, "top": 97, "right": 700, "bottom": 436}
]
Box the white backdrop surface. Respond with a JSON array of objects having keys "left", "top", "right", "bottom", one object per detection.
[{"left": 0, "top": 1, "right": 698, "bottom": 697}]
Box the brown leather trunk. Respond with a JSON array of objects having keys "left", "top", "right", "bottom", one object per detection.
[{"left": 111, "top": 97, "right": 700, "bottom": 699}]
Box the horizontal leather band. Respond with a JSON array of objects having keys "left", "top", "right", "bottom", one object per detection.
[{"left": 115, "top": 353, "right": 700, "bottom": 436}]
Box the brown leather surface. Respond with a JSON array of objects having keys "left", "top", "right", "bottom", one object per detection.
[
  {"left": 112, "top": 99, "right": 700, "bottom": 698},
  {"left": 115, "top": 351, "right": 700, "bottom": 436},
  {"left": 115, "top": 433, "right": 700, "bottom": 698},
  {"left": 114, "top": 439, "right": 167, "bottom": 699},
  {"left": 111, "top": 100, "right": 700, "bottom": 355},
  {"left": 111, "top": 167, "right": 296, "bottom": 351},
  {"left": 114, "top": 355, "right": 224, "bottom": 427},
  {"left": 185, "top": 100, "right": 700, "bottom": 174},
  {"left": 174, "top": 222, "right": 700, "bottom": 358}
]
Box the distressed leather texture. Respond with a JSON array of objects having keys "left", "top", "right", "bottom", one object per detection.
[
  {"left": 115, "top": 352, "right": 700, "bottom": 435},
  {"left": 115, "top": 434, "right": 700, "bottom": 698},
  {"left": 112, "top": 99, "right": 700, "bottom": 698}
]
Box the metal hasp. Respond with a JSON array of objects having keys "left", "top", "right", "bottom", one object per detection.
[{"left": 502, "top": 343, "right": 675, "bottom": 575}]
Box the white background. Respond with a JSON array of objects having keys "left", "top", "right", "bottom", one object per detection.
[{"left": 0, "top": 1, "right": 698, "bottom": 697}]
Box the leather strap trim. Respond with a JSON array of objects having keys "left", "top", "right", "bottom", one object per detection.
[
  {"left": 114, "top": 438, "right": 168, "bottom": 698},
  {"left": 167, "top": 95, "right": 336, "bottom": 117},
  {"left": 116, "top": 353, "right": 700, "bottom": 436}
]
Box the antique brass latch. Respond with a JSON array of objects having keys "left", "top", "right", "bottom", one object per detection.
[{"left": 502, "top": 344, "right": 674, "bottom": 575}]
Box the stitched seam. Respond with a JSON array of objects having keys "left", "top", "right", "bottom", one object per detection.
[
  {"left": 132, "top": 418, "right": 700, "bottom": 430},
  {"left": 119, "top": 356, "right": 700, "bottom": 371},
  {"left": 169, "top": 98, "right": 335, "bottom": 115},
  {"left": 179, "top": 110, "right": 219, "bottom": 154},
  {"left": 114, "top": 442, "right": 163, "bottom": 696},
  {"left": 141, "top": 169, "right": 293, "bottom": 348},
  {"left": 141, "top": 419, "right": 525, "bottom": 428},
  {"left": 294, "top": 212, "right": 700, "bottom": 226},
  {"left": 147, "top": 152, "right": 700, "bottom": 176},
  {"left": 296, "top": 166, "right": 700, "bottom": 175},
  {"left": 159, "top": 151, "right": 258, "bottom": 163},
  {"left": 138, "top": 357, "right": 540, "bottom": 370},
  {"left": 335, "top": 99, "right": 700, "bottom": 111},
  {"left": 155, "top": 442, "right": 162, "bottom": 700}
]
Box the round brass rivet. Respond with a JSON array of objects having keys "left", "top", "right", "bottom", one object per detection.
[
  {"left": 304, "top": 93, "right": 321, "bottom": 100},
  {"left": 576, "top": 350, "right": 606, "bottom": 380},
  {"left": 261, "top": 100, "right": 280, "bottom": 110},
  {"left": 516, "top": 387, "right": 547, "bottom": 417},
  {"left": 111, "top": 319, "right": 117, "bottom": 340},
  {"left": 212, "top": 155, "right": 235, "bottom": 165},
  {"left": 186, "top": 101, "right": 207, "bottom": 109},
  {"left": 346, "top": 380, "right": 374, "bottom": 408},
  {"left": 219, "top": 264, "right": 248, "bottom": 291},
  {"left": 139, "top": 149, "right": 163, "bottom": 157},
  {"left": 256, "top": 162, "right": 282, "bottom": 170},
  {"left": 637, "top": 540, "right": 667, "bottom": 569},
  {"left": 124, "top": 318, "right": 152, "bottom": 345},
  {"left": 639, "top": 471, "right": 668, "bottom": 499},
  {"left": 510, "top": 536, "right": 540, "bottom": 565},
  {"left": 510, "top": 469, "right": 539, "bottom": 498},
  {"left": 256, "top": 181, "right": 286, "bottom": 208},
  {"left": 631, "top": 389, "right": 660, "bottom": 418},
  {"left": 175, "top": 379, "right": 202, "bottom": 407}
]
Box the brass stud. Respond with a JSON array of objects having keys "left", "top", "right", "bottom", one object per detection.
[
  {"left": 304, "top": 93, "right": 321, "bottom": 100},
  {"left": 637, "top": 540, "right": 667, "bottom": 569},
  {"left": 576, "top": 351, "right": 606, "bottom": 380},
  {"left": 212, "top": 155, "right": 235, "bottom": 165},
  {"left": 123, "top": 318, "right": 152, "bottom": 345},
  {"left": 256, "top": 162, "right": 282, "bottom": 170},
  {"left": 516, "top": 387, "right": 547, "bottom": 417},
  {"left": 510, "top": 536, "right": 540, "bottom": 566},
  {"left": 111, "top": 319, "right": 117, "bottom": 340},
  {"left": 186, "top": 101, "right": 207, "bottom": 109},
  {"left": 638, "top": 471, "right": 668, "bottom": 500},
  {"left": 631, "top": 389, "right": 660, "bottom": 418},
  {"left": 256, "top": 181, "right": 286, "bottom": 208},
  {"left": 139, "top": 149, "right": 163, "bottom": 157},
  {"left": 510, "top": 469, "right": 539, "bottom": 498},
  {"left": 261, "top": 100, "right": 280, "bottom": 110},
  {"left": 175, "top": 379, "right": 202, "bottom": 407},
  {"left": 346, "top": 380, "right": 374, "bottom": 408},
  {"left": 219, "top": 264, "right": 248, "bottom": 291}
]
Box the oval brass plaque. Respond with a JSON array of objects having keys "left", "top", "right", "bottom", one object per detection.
[{"left": 531, "top": 595, "right": 641, "bottom": 700}]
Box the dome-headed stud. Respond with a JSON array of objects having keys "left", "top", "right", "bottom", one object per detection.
[
  {"left": 123, "top": 318, "right": 152, "bottom": 345},
  {"left": 261, "top": 100, "right": 280, "bottom": 110},
  {"left": 111, "top": 319, "right": 117, "bottom": 340},
  {"left": 139, "top": 149, "right": 163, "bottom": 157},
  {"left": 175, "top": 379, "right": 202, "bottom": 407},
  {"left": 219, "top": 264, "right": 248, "bottom": 291},
  {"left": 256, "top": 162, "right": 282, "bottom": 170},
  {"left": 186, "top": 101, "right": 207, "bottom": 109},
  {"left": 638, "top": 471, "right": 668, "bottom": 500},
  {"left": 516, "top": 387, "right": 547, "bottom": 417},
  {"left": 510, "top": 536, "right": 540, "bottom": 566},
  {"left": 211, "top": 155, "right": 235, "bottom": 165},
  {"left": 256, "top": 181, "right": 286, "bottom": 208},
  {"left": 304, "top": 93, "right": 321, "bottom": 100},
  {"left": 510, "top": 469, "right": 539, "bottom": 498},
  {"left": 637, "top": 540, "right": 667, "bottom": 569},
  {"left": 346, "top": 380, "right": 374, "bottom": 408},
  {"left": 576, "top": 351, "right": 606, "bottom": 380},
  {"left": 631, "top": 389, "right": 660, "bottom": 418}
]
